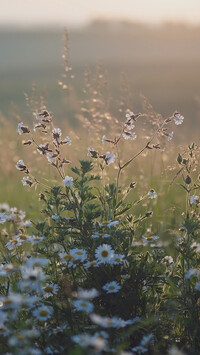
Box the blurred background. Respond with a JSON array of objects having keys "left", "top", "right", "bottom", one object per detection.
[
  {"left": 1, "top": 0, "right": 200, "bottom": 136},
  {"left": 1, "top": 0, "right": 200, "bottom": 217}
]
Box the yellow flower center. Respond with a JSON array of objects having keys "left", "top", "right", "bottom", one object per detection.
[
  {"left": 147, "top": 236, "right": 153, "bottom": 241},
  {"left": 81, "top": 302, "right": 87, "bottom": 307},
  {"left": 44, "top": 286, "right": 53, "bottom": 292},
  {"left": 64, "top": 254, "right": 73, "bottom": 260},
  {"left": 34, "top": 262, "right": 41, "bottom": 267},
  {"left": 114, "top": 258, "right": 120, "bottom": 262},
  {"left": 19, "top": 234, "right": 27, "bottom": 240},
  {"left": 108, "top": 286, "right": 115, "bottom": 290},
  {"left": 76, "top": 251, "right": 83, "bottom": 255},
  {"left": 11, "top": 240, "right": 18, "bottom": 245},
  {"left": 101, "top": 250, "right": 108, "bottom": 257},
  {"left": 4, "top": 299, "right": 12, "bottom": 305},
  {"left": 102, "top": 221, "right": 109, "bottom": 225},
  {"left": 39, "top": 310, "right": 48, "bottom": 317},
  {"left": 90, "top": 262, "right": 97, "bottom": 266}
]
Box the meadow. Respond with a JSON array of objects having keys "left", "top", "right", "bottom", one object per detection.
[{"left": 0, "top": 22, "right": 200, "bottom": 354}]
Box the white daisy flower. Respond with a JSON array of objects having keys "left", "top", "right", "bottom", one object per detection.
[
  {"left": 70, "top": 248, "right": 87, "bottom": 262},
  {"left": 174, "top": 113, "right": 184, "bottom": 125},
  {"left": 26, "top": 256, "right": 48, "bottom": 268},
  {"left": 73, "top": 288, "right": 99, "bottom": 299},
  {"left": 33, "top": 305, "right": 53, "bottom": 321},
  {"left": 43, "top": 284, "right": 59, "bottom": 297},
  {"left": 112, "top": 254, "right": 125, "bottom": 264},
  {"left": 102, "top": 281, "right": 121, "bottom": 293},
  {"left": 63, "top": 176, "right": 73, "bottom": 187},
  {"left": 95, "top": 244, "right": 114, "bottom": 264},
  {"left": 142, "top": 235, "right": 159, "bottom": 243},
  {"left": 73, "top": 299, "right": 94, "bottom": 313},
  {"left": 100, "top": 220, "right": 119, "bottom": 228},
  {"left": 84, "top": 260, "right": 99, "bottom": 268},
  {"left": 131, "top": 345, "right": 148, "bottom": 354}
]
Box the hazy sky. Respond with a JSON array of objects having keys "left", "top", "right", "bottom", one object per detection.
[{"left": 1, "top": 0, "right": 200, "bottom": 27}]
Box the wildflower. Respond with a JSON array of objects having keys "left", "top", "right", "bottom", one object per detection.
[
  {"left": 100, "top": 220, "right": 119, "bottom": 228},
  {"left": 17, "top": 122, "right": 30, "bottom": 135},
  {"left": 72, "top": 333, "right": 107, "bottom": 351},
  {"left": 47, "top": 153, "right": 57, "bottom": 164},
  {"left": 26, "top": 257, "right": 49, "bottom": 268},
  {"left": 142, "top": 235, "right": 159, "bottom": 243},
  {"left": 140, "top": 333, "right": 154, "bottom": 346},
  {"left": 63, "top": 175, "right": 73, "bottom": 187},
  {"left": 73, "top": 288, "right": 99, "bottom": 299},
  {"left": 87, "top": 147, "right": 98, "bottom": 158},
  {"left": 37, "top": 143, "right": 52, "bottom": 155},
  {"left": 73, "top": 299, "right": 94, "bottom": 313},
  {"left": 102, "top": 135, "right": 107, "bottom": 144},
  {"left": 105, "top": 152, "right": 115, "bottom": 165},
  {"left": 91, "top": 231, "right": 99, "bottom": 239},
  {"left": 5, "top": 238, "right": 22, "bottom": 250},
  {"left": 190, "top": 195, "right": 199, "bottom": 204},
  {"left": 148, "top": 189, "right": 157, "bottom": 199},
  {"left": 43, "top": 284, "right": 59, "bottom": 297},
  {"left": 112, "top": 254, "right": 125, "bottom": 264},
  {"left": 16, "top": 159, "right": 27, "bottom": 172},
  {"left": 70, "top": 248, "right": 87, "bottom": 262},
  {"left": 131, "top": 345, "right": 148, "bottom": 354},
  {"left": 174, "top": 113, "right": 184, "bottom": 125},
  {"left": 84, "top": 260, "right": 99, "bottom": 268},
  {"left": 22, "top": 176, "right": 33, "bottom": 187},
  {"left": 52, "top": 127, "right": 62, "bottom": 145},
  {"left": 185, "top": 268, "right": 199, "bottom": 279},
  {"left": 122, "top": 131, "right": 137, "bottom": 140},
  {"left": 0, "top": 213, "right": 7, "bottom": 224},
  {"left": 51, "top": 214, "right": 60, "bottom": 221},
  {"left": 167, "top": 131, "right": 174, "bottom": 141},
  {"left": 103, "top": 281, "right": 121, "bottom": 293},
  {"left": 195, "top": 282, "right": 200, "bottom": 291},
  {"left": 30, "top": 235, "right": 46, "bottom": 244},
  {"left": 62, "top": 136, "right": 71, "bottom": 145},
  {"left": 33, "top": 305, "right": 53, "bottom": 321},
  {"left": 95, "top": 244, "right": 114, "bottom": 264}
]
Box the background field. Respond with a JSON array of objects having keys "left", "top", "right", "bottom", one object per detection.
[{"left": 0, "top": 21, "right": 199, "bottom": 222}]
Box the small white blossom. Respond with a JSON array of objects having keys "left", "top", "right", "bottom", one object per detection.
[
  {"left": 102, "top": 281, "right": 121, "bottom": 293},
  {"left": 105, "top": 152, "right": 115, "bottom": 165},
  {"left": 62, "top": 136, "right": 72, "bottom": 145},
  {"left": 63, "top": 176, "right": 73, "bottom": 187},
  {"left": 148, "top": 189, "right": 157, "bottom": 199},
  {"left": 167, "top": 131, "right": 174, "bottom": 141},
  {"left": 174, "top": 113, "right": 184, "bottom": 125},
  {"left": 122, "top": 131, "right": 137, "bottom": 140},
  {"left": 190, "top": 195, "right": 199, "bottom": 204},
  {"left": 33, "top": 305, "right": 53, "bottom": 321},
  {"left": 16, "top": 160, "right": 27, "bottom": 171},
  {"left": 73, "top": 299, "right": 94, "bottom": 313}
]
